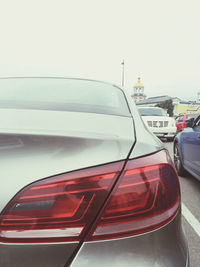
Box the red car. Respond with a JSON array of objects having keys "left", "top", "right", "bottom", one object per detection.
[{"left": 176, "top": 113, "right": 199, "bottom": 131}]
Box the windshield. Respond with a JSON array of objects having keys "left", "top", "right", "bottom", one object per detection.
[
  {"left": 0, "top": 78, "right": 130, "bottom": 117},
  {"left": 138, "top": 107, "right": 167, "bottom": 116}
]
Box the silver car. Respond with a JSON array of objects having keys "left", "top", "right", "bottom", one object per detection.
[{"left": 0, "top": 78, "right": 189, "bottom": 266}]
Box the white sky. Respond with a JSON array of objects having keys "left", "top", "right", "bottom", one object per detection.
[{"left": 0, "top": 0, "right": 200, "bottom": 101}]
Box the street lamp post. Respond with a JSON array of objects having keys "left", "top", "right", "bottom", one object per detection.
[{"left": 121, "top": 60, "right": 124, "bottom": 87}]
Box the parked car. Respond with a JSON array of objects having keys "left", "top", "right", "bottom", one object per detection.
[
  {"left": 175, "top": 113, "right": 200, "bottom": 132},
  {"left": 174, "top": 115, "right": 200, "bottom": 180},
  {"left": 137, "top": 106, "right": 177, "bottom": 140},
  {"left": 0, "top": 78, "right": 188, "bottom": 267}
]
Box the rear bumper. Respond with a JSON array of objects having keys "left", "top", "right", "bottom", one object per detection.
[
  {"left": 71, "top": 211, "right": 189, "bottom": 267},
  {"left": 0, "top": 211, "right": 189, "bottom": 267},
  {"left": 0, "top": 242, "right": 78, "bottom": 267}
]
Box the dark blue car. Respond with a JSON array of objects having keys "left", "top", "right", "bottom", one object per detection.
[{"left": 174, "top": 115, "right": 200, "bottom": 180}]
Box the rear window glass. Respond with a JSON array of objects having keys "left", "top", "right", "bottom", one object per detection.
[
  {"left": 0, "top": 78, "right": 130, "bottom": 117},
  {"left": 186, "top": 114, "right": 199, "bottom": 120},
  {"left": 138, "top": 107, "right": 166, "bottom": 116}
]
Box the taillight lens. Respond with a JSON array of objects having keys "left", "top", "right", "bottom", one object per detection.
[
  {"left": 88, "top": 150, "right": 180, "bottom": 241},
  {"left": 0, "top": 162, "right": 124, "bottom": 243},
  {"left": 0, "top": 150, "right": 180, "bottom": 243}
]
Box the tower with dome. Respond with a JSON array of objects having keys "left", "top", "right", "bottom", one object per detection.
[{"left": 132, "top": 76, "right": 146, "bottom": 102}]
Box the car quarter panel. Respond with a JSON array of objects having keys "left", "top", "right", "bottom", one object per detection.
[
  {"left": 71, "top": 212, "right": 188, "bottom": 267},
  {"left": 123, "top": 91, "right": 164, "bottom": 158}
]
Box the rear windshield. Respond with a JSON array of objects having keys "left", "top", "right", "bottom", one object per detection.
[
  {"left": 186, "top": 114, "right": 199, "bottom": 120},
  {"left": 0, "top": 78, "right": 130, "bottom": 117},
  {"left": 138, "top": 107, "right": 166, "bottom": 116}
]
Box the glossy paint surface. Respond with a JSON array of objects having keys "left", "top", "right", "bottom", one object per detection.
[
  {"left": 0, "top": 110, "right": 134, "bottom": 212},
  {"left": 174, "top": 117, "right": 200, "bottom": 180},
  {"left": 71, "top": 211, "right": 188, "bottom": 267},
  {"left": 0, "top": 78, "right": 188, "bottom": 266}
]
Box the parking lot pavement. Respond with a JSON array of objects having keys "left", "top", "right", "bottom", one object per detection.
[{"left": 164, "top": 141, "right": 200, "bottom": 267}]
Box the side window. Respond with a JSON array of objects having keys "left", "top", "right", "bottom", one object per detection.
[
  {"left": 179, "top": 116, "right": 184, "bottom": 122},
  {"left": 195, "top": 117, "right": 200, "bottom": 127}
]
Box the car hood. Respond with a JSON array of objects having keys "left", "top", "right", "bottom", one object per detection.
[
  {"left": 141, "top": 116, "right": 174, "bottom": 121},
  {"left": 0, "top": 108, "right": 134, "bottom": 212}
]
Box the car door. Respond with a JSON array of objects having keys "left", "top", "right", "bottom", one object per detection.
[
  {"left": 182, "top": 115, "right": 200, "bottom": 176},
  {"left": 176, "top": 115, "right": 184, "bottom": 131}
]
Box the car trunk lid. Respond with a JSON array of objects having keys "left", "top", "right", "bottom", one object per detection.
[{"left": 0, "top": 108, "right": 134, "bottom": 212}]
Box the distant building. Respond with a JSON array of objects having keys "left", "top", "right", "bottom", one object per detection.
[
  {"left": 131, "top": 77, "right": 146, "bottom": 102},
  {"left": 136, "top": 95, "right": 172, "bottom": 106},
  {"left": 136, "top": 93, "right": 200, "bottom": 116},
  {"left": 173, "top": 98, "right": 200, "bottom": 116}
]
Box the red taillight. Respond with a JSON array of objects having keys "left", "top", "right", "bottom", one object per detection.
[
  {"left": 87, "top": 150, "right": 180, "bottom": 241},
  {"left": 0, "top": 150, "right": 180, "bottom": 243},
  {"left": 0, "top": 162, "right": 124, "bottom": 243}
]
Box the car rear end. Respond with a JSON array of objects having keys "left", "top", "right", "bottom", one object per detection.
[{"left": 0, "top": 78, "right": 189, "bottom": 266}]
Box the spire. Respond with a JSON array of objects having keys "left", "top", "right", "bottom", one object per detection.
[
  {"left": 132, "top": 76, "right": 146, "bottom": 102},
  {"left": 135, "top": 76, "right": 144, "bottom": 88}
]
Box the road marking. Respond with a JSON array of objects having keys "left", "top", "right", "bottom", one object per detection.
[{"left": 182, "top": 203, "right": 200, "bottom": 237}]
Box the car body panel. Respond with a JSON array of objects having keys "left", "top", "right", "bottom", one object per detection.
[
  {"left": 174, "top": 115, "right": 200, "bottom": 180},
  {"left": 123, "top": 92, "right": 165, "bottom": 158},
  {"left": 176, "top": 114, "right": 185, "bottom": 131},
  {"left": 182, "top": 128, "right": 200, "bottom": 175},
  {"left": 0, "top": 242, "right": 78, "bottom": 267},
  {"left": 0, "top": 109, "right": 134, "bottom": 213},
  {"left": 0, "top": 78, "right": 189, "bottom": 267},
  {"left": 71, "top": 211, "right": 188, "bottom": 267}
]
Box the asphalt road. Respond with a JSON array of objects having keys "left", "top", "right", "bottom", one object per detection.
[{"left": 164, "top": 141, "right": 200, "bottom": 267}]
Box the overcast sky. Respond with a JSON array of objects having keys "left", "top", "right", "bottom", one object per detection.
[{"left": 0, "top": 0, "right": 200, "bottom": 101}]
